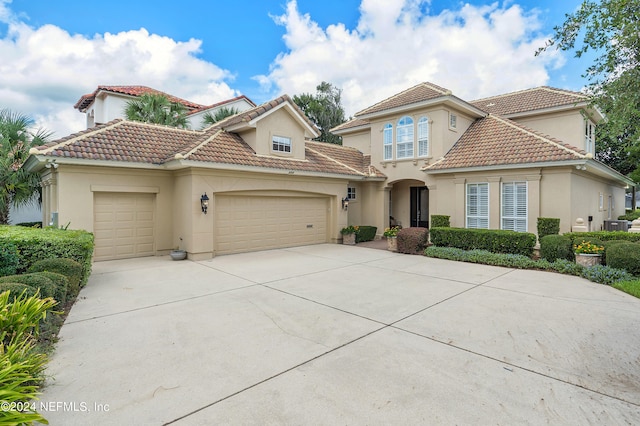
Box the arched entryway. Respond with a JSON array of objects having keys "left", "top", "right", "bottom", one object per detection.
[{"left": 388, "top": 179, "right": 429, "bottom": 229}]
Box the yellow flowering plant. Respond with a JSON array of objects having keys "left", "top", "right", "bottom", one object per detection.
[
  {"left": 574, "top": 240, "right": 604, "bottom": 254},
  {"left": 383, "top": 226, "right": 399, "bottom": 237}
]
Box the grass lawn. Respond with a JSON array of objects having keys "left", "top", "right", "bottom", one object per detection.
[{"left": 612, "top": 279, "right": 640, "bottom": 298}]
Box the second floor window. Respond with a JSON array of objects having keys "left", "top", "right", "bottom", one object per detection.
[
  {"left": 418, "top": 116, "right": 429, "bottom": 157},
  {"left": 383, "top": 124, "right": 393, "bottom": 160},
  {"left": 396, "top": 116, "right": 414, "bottom": 159},
  {"left": 585, "top": 120, "right": 595, "bottom": 155},
  {"left": 272, "top": 135, "right": 291, "bottom": 153}
]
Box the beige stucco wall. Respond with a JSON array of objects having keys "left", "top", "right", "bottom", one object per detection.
[
  {"left": 253, "top": 107, "right": 306, "bottom": 160},
  {"left": 429, "top": 166, "right": 627, "bottom": 235},
  {"left": 343, "top": 130, "right": 372, "bottom": 155},
  {"left": 514, "top": 110, "right": 588, "bottom": 153}
]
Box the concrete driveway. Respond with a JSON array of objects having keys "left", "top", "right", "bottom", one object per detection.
[{"left": 40, "top": 244, "right": 640, "bottom": 425}]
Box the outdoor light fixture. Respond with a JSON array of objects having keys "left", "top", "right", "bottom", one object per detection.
[
  {"left": 200, "top": 193, "right": 209, "bottom": 214},
  {"left": 342, "top": 196, "right": 349, "bottom": 210}
]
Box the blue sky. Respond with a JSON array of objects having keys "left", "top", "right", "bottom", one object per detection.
[{"left": 0, "top": 0, "right": 590, "bottom": 137}]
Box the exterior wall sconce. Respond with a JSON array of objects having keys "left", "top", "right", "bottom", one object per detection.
[
  {"left": 342, "top": 196, "right": 349, "bottom": 210},
  {"left": 200, "top": 193, "right": 209, "bottom": 214}
]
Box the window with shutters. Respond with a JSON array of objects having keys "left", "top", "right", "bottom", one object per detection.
[
  {"left": 383, "top": 123, "right": 393, "bottom": 160},
  {"left": 417, "top": 116, "right": 429, "bottom": 157},
  {"left": 396, "top": 116, "right": 414, "bottom": 159},
  {"left": 501, "top": 182, "right": 527, "bottom": 232},
  {"left": 466, "top": 183, "right": 489, "bottom": 229}
]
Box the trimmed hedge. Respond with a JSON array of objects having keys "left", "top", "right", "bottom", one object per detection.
[
  {"left": 36, "top": 271, "right": 69, "bottom": 304},
  {"left": 0, "top": 283, "right": 38, "bottom": 300},
  {"left": 601, "top": 240, "right": 631, "bottom": 265},
  {"left": 28, "top": 258, "right": 83, "bottom": 299},
  {"left": 0, "top": 273, "right": 56, "bottom": 301},
  {"left": 430, "top": 227, "right": 536, "bottom": 257},
  {"left": 0, "top": 225, "right": 93, "bottom": 286},
  {"left": 618, "top": 210, "right": 640, "bottom": 221},
  {"left": 537, "top": 217, "right": 560, "bottom": 241},
  {"left": 0, "top": 242, "right": 19, "bottom": 276},
  {"left": 540, "top": 235, "right": 574, "bottom": 262},
  {"left": 607, "top": 242, "right": 640, "bottom": 276},
  {"left": 430, "top": 215, "right": 450, "bottom": 228},
  {"left": 564, "top": 231, "right": 640, "bottom": 243},
  {"left": 356, "top": 226, "right": 377, "bottom": 243},
  {"left": 397, "top": 227, "right": 429, "bottom": 254}
]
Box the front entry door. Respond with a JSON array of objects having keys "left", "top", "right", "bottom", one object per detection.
[{"left": 410, "top": 186, "right": 429, "bottom": 228}]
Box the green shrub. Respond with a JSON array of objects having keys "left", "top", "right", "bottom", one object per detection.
[
  {"left": 430, "top": 227, "right": 536, "bottom": 257},
  {"left": 14, "top": 221, "right": 42, "bottom": 228},
  {"left": 549, "top": 259, "right": 583, "bottom": 276},
  {"left": 618, "top": 210, "right": 640, "bottom": 221},
  {"left": 397, "top": 227, "right": 429, "bottom": 254},
  {"left": 27, "top": 258, "right": 83, "bottom": 299},
  {"left": 0, "top": 283, "right": 38, "bottom": 300},
  {"left": 0, "top": 242, "right": 19, "bottom": 276},
  {"left": 564, "top": 231, "right": 640, "bottom": 243},
  {"left": 539, "top": 235, "right": 574, "bottom": 262},
  {"left": 0, "top": 225, "right": 93, "bottom": 286},
  {"left": 430, "top": 215, "right": 450, "bottom": 228},
  {"left": 0, "top": 274, "right": 56, "bottom": 301},
  {"left": 606, "top": 243, "right": 640, "bottom": 276},
  {"left": 601, "top": 240, "right": 631, "bottom": 265},
  {"left": 356, "top": 225, "right": 377, "bottom": 243},
  {"left": 35, "top": 272, "right": 69, "bottom": 304},
  {"left": 537, "top": 217, "right": 560, "bottom": 241}
]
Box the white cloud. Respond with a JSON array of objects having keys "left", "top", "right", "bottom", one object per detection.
[
  {"left": 258, "top": 0, "right": 565, "bottom": 116},
  {"left": 0, "top": 7, "right": 237, "bottom": 138}
]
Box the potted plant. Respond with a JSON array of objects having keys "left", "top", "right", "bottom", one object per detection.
[
  {"left": 340, "top": 225, "right": 359, "bottom": 245},
  {"left": 171, "top": 237, "right": 187, "bottom": 260},
  {"left": 574, "top": 240, "right": 604, "bottom": 267},
  {"left": 383, "top": 226, "right": 400, "bottom": 251}
]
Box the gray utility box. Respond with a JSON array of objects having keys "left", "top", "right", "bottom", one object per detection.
[{"left": 603, "top": 220, "right": 629, "bottom": 231}]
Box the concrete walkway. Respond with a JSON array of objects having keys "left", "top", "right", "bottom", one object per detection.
[{"left": 40, "top": 244, "right": 640, "bottom": 425}]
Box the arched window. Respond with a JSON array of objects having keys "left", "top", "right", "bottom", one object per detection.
[
  {"left": 396, "top": 116, "right": 414, "bottom": 159},
  {"left": 417, "top": 116, "right": 429, "bottom": 157},
  {"left": 383, "top": 123, "right": 393, "bottom": 160}
]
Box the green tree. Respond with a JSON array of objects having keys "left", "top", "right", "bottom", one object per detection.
[
  {"left": 537, "top": 0, "right": 640, "bottom": 180},
  {"left": 293, "top": 82, "right": 346, "bottom": 145},
  {"left": 200, "top": 106, "right": 239, "bottom": 129},
  {"left": 0, "top": 109, "right": 51, "bottom": 224},
  {"left": 124, "top": 93, "right": 188, "bottom": 128}
]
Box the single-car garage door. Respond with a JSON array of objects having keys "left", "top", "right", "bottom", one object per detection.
[
  {"left": 215, "top": 195, "right": 328, "bottom": 255},
  {"left": 93, "top": 192, "right": 155, "bottom": 261}
]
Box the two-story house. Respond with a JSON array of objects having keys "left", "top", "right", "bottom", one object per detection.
[
  {"left": 334, "top": 83, "right": 633, "bottom": 235},
  {"left": 74, "top": 86, "right": 256, "bottom": 130}
]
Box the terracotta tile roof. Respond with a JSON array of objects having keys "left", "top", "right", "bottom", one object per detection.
[
  {"left": 331, "top": 118, "right": 370, "bottom": 133},
  {"left": 188, "top": 95, "right": 257, "bottom": 116},
  {"left": 424, "top": 114, "right": 587, "bottom": 172},
  {"left": 219, "top": 94, "right": 319, "bottom": 135},
  {"left": 355, "top": 82, "right": 452, "bottom": 116},
  {"left": 74, "top": 86, "right": 207, "bottom": 111},
  {"left": 31, "top": 117, "right": 381, "bottom": 178},
  {"left": 470, "top": 86, "right": 588, "bottom": 116}
]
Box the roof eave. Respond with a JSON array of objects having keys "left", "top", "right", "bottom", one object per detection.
[
  {"left": 356, "top": 96, "right": 487, "bottom": 120},
  {"left": 331, "top": 123, "right": 372, "bottom": 135}
]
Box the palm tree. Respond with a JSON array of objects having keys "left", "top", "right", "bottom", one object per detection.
[
  {"left": 124, "top": 93, "right": 188, "bottom": 128},
  {"left": 0, "top": 109, "right": 51, "bottom": 224},
  {"left": 200, "top": 106, "right": 240, "bottom": 129}
]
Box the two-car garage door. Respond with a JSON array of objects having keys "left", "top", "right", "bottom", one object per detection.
[
  {"left": 93, "top": 193, "right": 155, "bottom": 261},
  {"left": 215, "top": 195, "right": 328, "bottom": 255}
]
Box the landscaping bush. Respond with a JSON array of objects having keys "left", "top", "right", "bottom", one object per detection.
[
  {"left": 537, "top": 217, "right": 560, "bottom": 241},
  {"left": 28, "top": 258, "right": 83, "bottom": 299},
  {"left": 397, "top": 227, "right": 429, "bottom": 254},
  {"left": 0, "top": 242, "right": 19, "bottom": 276},
  {"left": 14, "top": 221, "right": 42, "bottom": 228},
  {"left": 606, "top": 242, "right": 640, "bottom": 276},
  {"left": 0, "top": 274, "right": 56, "bottom": 301},
  {"left": 36, "top": 272, "right": 69, "bottom": 304},
  {"left": 564, "top": 231, "right": 640, "bottom": 243},
  {"left": 355, "top": 225, "right": 377, "bottom": 243},
  {"left": 618, "top": 210, "right": 640, "bottom": 221},
  {"left": 580, "top": 265, "right": 633, "bottom": 285},
  {"left": 601, "top": 240, "right": 631, "bottom": 265},
  {"left": 430, "top": 227, "right": 536, "bottom": 257},
  {"left": 539, "top": 235, "right": 574, "bottom": 262},
  {"left": 549, "top": 259, "right": 584, "bottom": 276},
  {"left": 0, "top": 283, "right": 38, "bottom": 300},
  {"left": 430, "top": 215, "right": 450, "bottom": 228},
  {"left": 0, "top": 225, "right": 94, "bottom": 286}
]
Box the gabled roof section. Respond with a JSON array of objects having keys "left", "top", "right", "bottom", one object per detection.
[
  {"left": 331, "top": 117, "right": 371, "bottom": 134},
  {"left": 188, "top": 95, "right": 256, "bottom": 116},
  {"left": 355, "top": 82, "right": 451, "bottom": 116},
  {"left": 27, "top": 116, "right": 381, "bottom": 179},
  {"left": 74, "top": 86, "right": 207, "bottom": 112},
  {"left": 470, "top": 86, "right": 589, "bottom": 117},
  {"left": 220, "top": 95, "right": 320, "bottom": 138},
  {"left": 424, "top": 114, "right": 587, "bottom": 172}
]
